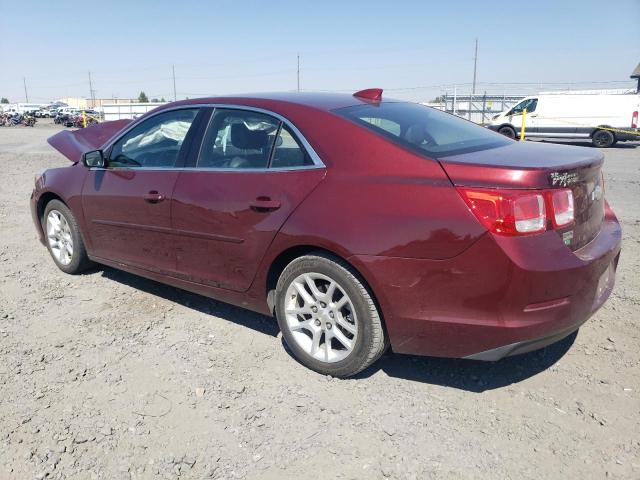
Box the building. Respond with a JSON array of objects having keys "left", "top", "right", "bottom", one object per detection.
[
  {"left": 57, "top": 97, "right": 138, "bottom": 110},
  {"left": 103, "top": 102, "right": 165, "bottom": 121}
]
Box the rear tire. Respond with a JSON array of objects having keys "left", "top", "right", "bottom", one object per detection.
[
  {"left": 42, "top": 200, "right": 93, "bottom": 274},
  {"left": 592, "top": 129, "right": 615, "bottom": 148},
  {"left": 275, "top": 253, "right": 387, "bottom": 378},
  {"left": 498, "top": 125, "right": 516, "bottom": 139}
]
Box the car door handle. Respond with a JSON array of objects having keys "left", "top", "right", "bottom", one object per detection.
[
  {"left": 143, "top": 191, "right": 165, "bottom": 204},
  {"left": 249, "top": 196, "right": 281, "bottom": 212}
]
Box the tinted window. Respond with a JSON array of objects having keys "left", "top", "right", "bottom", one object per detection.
[
  {"left": 109, "top": 109, "right": 198, "bottom": 168},
  {"left": 197, "top": 109, "right": 279, "bottom": 169},
  {"left": 509, "top": 98, "right": 537, "bottom": 115},
  {"left": 335, "top": 102, "right": 510, "bottom": 158},
  {"left": 271, "top": 126, "right": 314, "bottom": 168}
]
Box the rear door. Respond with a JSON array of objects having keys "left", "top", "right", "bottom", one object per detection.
[
  {"left": 81, "top": 107, "right": 201, "bottom": 273},
  {"left": 171, "top": 107, "right": 325, "bottom": 291}
]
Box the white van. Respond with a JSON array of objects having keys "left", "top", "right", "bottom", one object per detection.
[{"left": 489, "top": 93, "right": 640, "bottom": 147}]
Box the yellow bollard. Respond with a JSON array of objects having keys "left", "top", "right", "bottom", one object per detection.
[
  {"left": 520, "top": 108, "right": 527, "bottom": 140},
  {"left": 82, "top": 111, "right": 87, "bottom": 128}
]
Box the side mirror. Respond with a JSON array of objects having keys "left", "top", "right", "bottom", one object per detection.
[{"left": 83, "top": 150, "right": 106, "bottom": 168}]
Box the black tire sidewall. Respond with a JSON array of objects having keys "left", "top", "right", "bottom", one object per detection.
[
  {"left": 275, "top": 255, "right": 379, "bottom": 377},
  {"left": 498, "top": 126, "right": 516, "bottom": 139},
  {"left": 42, "top": 200, "right": 87, "bottom": 274},
  {"left": 593, "top": 130, "right": 615, "bottom": 148}
]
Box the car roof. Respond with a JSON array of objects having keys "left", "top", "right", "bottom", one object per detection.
[{"left": 163, "top": 91, "right": 397, "bottom": 113}]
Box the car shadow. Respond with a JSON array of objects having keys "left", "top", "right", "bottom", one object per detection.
[
  {"left": 355, "top": 331, "right": 577, "bottom": 392},
  {"left": 93, "top": 265, "right": 575, "bottom": 392},
  {"left": 97, "top": 266, "right": 280, "bottom": 337}
]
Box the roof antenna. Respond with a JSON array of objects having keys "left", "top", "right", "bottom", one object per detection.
[{"left": 353, "top": 88, "right": 383, "bottom": 101}]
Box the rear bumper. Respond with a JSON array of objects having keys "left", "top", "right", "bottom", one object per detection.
[{"left": 349, "top": 204, "right": 621, "bottom": 359}]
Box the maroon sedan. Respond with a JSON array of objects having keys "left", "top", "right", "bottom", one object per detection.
[{"left": 31, "top": 89, "right": 621, "bottom": 377}]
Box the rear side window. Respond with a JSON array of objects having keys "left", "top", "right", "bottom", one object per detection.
[
  {"left": 271, "top": 126, "right": 314, "bottom": 168},
  {"left": 197, "top": 109, "right": 279, "bottom": 169},
  {"left": 197, "top": 109, "right": 315, "bottom": 169},
  {"left": 335, "top": 102, "right": 510, "bottom": 158}
]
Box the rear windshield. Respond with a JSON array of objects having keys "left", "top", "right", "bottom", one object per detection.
[{"left": 335, "top": 102, "right": 510, "bottom": 158}]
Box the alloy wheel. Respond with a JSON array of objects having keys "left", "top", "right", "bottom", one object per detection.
[
  {"left": 46, "top": 210, "right": 74, "bottom": 265},
  {"left": 284, "top": 272, "right": 358, "bottom": 363}
]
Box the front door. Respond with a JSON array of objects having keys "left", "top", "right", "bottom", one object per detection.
[
  {"left": 507, "top": 97, "right": 538, "bottom": 137},
  {"left": 171, "top": 108, "right": 325, "bottom": 291},
  {"left": 82, "top": 107, "right": 200, "bottom": 273}
]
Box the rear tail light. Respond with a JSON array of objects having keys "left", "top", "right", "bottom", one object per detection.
[
  {"left": 457, "top": 188, "right": 546, "bottom": 235},
  {"left": 632, "top": 111, "right": 638, "bottom": 129},
  {"left": 548, "top": 188, "right": 574, "bottom": 227},
  {"left": 458, "top": 187, "right": 574, "bottom": 236}
]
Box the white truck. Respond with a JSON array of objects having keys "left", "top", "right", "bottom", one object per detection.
[{"left": 488, "top": 93, "right": 640, "bottom": 147}]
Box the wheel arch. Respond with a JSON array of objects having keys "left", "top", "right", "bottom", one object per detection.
[
  {"left": 37, "top": 191, "right": 67, "bottom": 223},
  {"left": 264, "top": 245, "right": 387, "bottom": 334},
  {"left": 591, "top": 126, "right": 616, "bottom": 139}
]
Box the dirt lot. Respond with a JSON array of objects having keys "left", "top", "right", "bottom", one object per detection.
[{"left": 0, "top": 120, "right": 638, "bottom": 480}]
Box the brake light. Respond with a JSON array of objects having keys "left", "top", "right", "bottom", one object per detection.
[
  {"left": 458, "top": 187, "right": 575, "bottom": 236},
  {"left": 632, "top": 111, "right": 638, "bottom": 129},
  {"left": 457, "top": 188, "right": 546, "bottom": 235},
  {"left": 548, "top": 188, "right": 574, "bottom": 227}
]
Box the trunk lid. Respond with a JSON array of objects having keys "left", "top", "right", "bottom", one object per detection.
[
  {"left": 439, "top": 141, "right": 605, "bottom": 250},
  {"left": 47, "top": 119, "right": 132, "bottom": 164}
]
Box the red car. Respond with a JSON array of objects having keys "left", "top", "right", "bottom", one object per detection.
[{"left": 31, "top": 89, "right": 621, "bottom": 377}]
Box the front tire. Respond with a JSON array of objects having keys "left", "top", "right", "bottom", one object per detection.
[
  {"left": 592, "top": 129, "right": 615, "bottom": 148},
  {"left": 498, "top": 125, "right": 517, "bottom": 139},
  {"left": 42, "top": 200, "right": 93, "bottom": 274},
  {"left": 275, "top": 253, "right": 387, "bottom": 378}
]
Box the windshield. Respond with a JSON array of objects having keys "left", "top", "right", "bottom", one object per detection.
[{"left": 335, "top": 102, "right": 510, "bottom": 158}]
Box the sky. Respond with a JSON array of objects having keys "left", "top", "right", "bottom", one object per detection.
[{"left": 0, "top": 0, "right": 639, "bottom": 104}]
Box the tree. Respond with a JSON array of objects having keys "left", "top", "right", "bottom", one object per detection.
[
  {"left": 160, "top": 97, "right": 166, "bottom": 102},
  {"left": 137, "top": 91, "right": 149, "bottom": 103},
  {"left": 0, "top": 97, "right": 8, "bottom": 104}
]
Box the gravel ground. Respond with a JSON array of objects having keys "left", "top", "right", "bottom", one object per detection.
[{"left": 0, "top": 120, "right": 639, "bottom": 480}]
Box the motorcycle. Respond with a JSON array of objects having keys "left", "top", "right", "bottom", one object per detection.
[{"left": 22, "top": 114, "right": 36, "bottom": 127}]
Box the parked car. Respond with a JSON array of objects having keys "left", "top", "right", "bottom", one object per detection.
[
  {"left": 31, "top": 90, "right": 621, "bottom": 377},
  {"left": 489, "top": 93, "right": 640, "bottom": 147},
  {"left": 35, "top": 108, "right": 53, "bottom": 118}
]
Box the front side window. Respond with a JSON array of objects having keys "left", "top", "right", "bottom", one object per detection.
[
  {"left": 197, "top": 109, "right": 279, "bottom": 169},
  {"left": 335, "top": 102, "right": 510, "bottom": 158},
  {"left": 509, "top": 98, "right": 537, "bottom": 115},
  {"left": 109, "top": 108, "right": 198, "bottom": 168}
]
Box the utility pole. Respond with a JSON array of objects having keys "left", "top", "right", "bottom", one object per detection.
[
  {"left": 23, "top": 77, "right": 29, "bottom": 102},
  {"left": 470, "top": 38, "right": 478, "bottom": 121},
  {"left": 172, "top": 65, "right": 177, "bottom": 101},
  {"left": 88, "top": 71, "right": 96, "bottom": 108},
  {"left": 297, "top": 54, "right": 300, "bottom": 92},
  {"left": 472, "top": 38, "right": 478, "bottom": 95}
]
